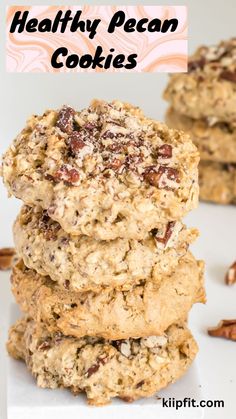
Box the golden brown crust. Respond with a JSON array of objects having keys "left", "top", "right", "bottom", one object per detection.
[
  {"left": 199, "top": 161, "right": 236, "bottom": 204},
  {"left": 2, "top": 100, "right": 199, "bottom": 240},
  {"left": 7, "top": 317, "right": 198, "bottom": 405},
  {"left": 166, "top": 107, "right": 236, "bottom": 163},
  {"left": 11, "top": 254, "right": 205, "bottom": 340},
  {"left": 14, "top": 205, "right": 198, "bottom": 292},
  {"left": 164, "top": 39, "right": 236, "bottom": 124}
]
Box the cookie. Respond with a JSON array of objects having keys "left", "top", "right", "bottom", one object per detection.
[
  {"left": 11, "top": 254, "right": 205, "bottom": 340},
  {"left": 14, "top": 206, "right": 198, "bottom": 292},
  {"left": 164, "top": 39, "right": 236, "bottom": 124},
  {"left": 7, "top": 317, "right": 198, "bottom": 405},
  {"left": 2, "top": 100, "right": 199, "bottom": 240},
  {"left": 199, "top": 161, "right": 236, "bottom": 204},
  {"left": 166, "top": 107, "right": 236, "bottom": 164}
]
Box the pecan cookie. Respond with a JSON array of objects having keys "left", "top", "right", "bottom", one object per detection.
[
  {"left": 166, "top": 107, "right": 236, "bottom": 164},
  {"left": 11, "top": 254, "right": 205, "bottom": 340},
  {"left": 2, "top": 100, "right": 199, "bottom": 240},
  {"left": 14, "top": 206, "right": 198, "bottom": 292},
  {"left": 199, "top": 161, "right": 236, "bottom": 204},
  {"left": 164, "top": 39, "right": 236, "bottom": 125},
  {"left": 7, "top": 317, "right": 198, "bottom": 405}
]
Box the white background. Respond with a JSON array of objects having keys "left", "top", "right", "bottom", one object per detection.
[{"left": 1, "top": 1, "right": 236, "bottom": 418}]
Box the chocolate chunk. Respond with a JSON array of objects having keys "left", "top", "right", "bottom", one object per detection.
[{"left": 56, "top": 106, "right": 75, "bottom": 134}]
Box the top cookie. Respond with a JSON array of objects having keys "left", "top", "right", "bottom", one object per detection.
[
  {"left": 164, "top": 38, "right": 236, "bottom": 124},
  {"left": 2, "top": 100, "right": 199, "bottom": 240}
]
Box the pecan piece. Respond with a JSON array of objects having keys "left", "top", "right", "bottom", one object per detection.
[
  {"left": 64, "top": 280, "right": 70, "bottom": 290},
  {"left": 152, "top": 222, "right": 176, "bottom": 246},
  {"left": 38, "top": 340, "right": 52, "bottom": 351},
  {"left": 85, "top": 354, "right": 108, "bottom": 378},
  {"left": 136, "top": 380, "right": 145, "bottom": 389},
  {"left": 102, "top": 130, "right": 117, "bottom": 139},
  {"left": 39, "top": 213, "right": 60, "bottom": 241},
  {"left": 208, "top": 320, "right": 236, "bottom": 341},
  {"left": 0, "top": 247, "right": 15, "bottom": 271},
  {"left": 121, "top": 396, "right": 135, "bottom": 403},
  {"left": 225, "top": 261, "right": 236, "bottom": 285},
  {"left": 68, "top": 131, "right": 86, "bottom": 153},
  {"left": 106, "top": 158, "right": 122, "bottom": 171},
  {"left": 220, "top": 70, "right": 236, "bottom": 83},
  {"left": 143, "top": 166, "right": 180, "bottom": 190},
  {"left": 54, "top": 165, "right": 80, "bottom": 185},
  {"left": 188, "top": 57, "right": 206, "bottom": 72},
  {"left": 143, "top": 166, "right": 159, "bottom": 186},
  {"left": 56, "top": 106, "right": 75, "bottom": 133},
  {"left": 157, "top": 166, "right": 180, "bottom": 190},
  {"left": 157, "top": 144, "right": 172, "bottom": 159}
]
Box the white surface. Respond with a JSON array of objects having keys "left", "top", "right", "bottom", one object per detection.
[
  {"left": 1, "top": 0, "right": 236, "bottom": 418},
  {"left": 7, "top": 306, "right": 204, "bottom": 419}
]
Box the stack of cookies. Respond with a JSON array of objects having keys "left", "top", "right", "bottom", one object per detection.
[
  {"left": 2, "top": 100, "right": 205, "bottom": 405},
  {"left": 164, "top": 38, "right": 236, "bottom": 205}
]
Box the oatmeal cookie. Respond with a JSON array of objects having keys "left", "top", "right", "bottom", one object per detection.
[
  {"left": 2, "top": 100, "right": 199, "bottom": 240},
  {"left": 7, "top": 317, "right": 198, "bottom": 405},
  {"left": 166, "top": 107, "right": 236, "bottom": 163},
  {"left": 164, "top": 39, "right": 236, "bottom": 124},
  {"left": 11, "top": 254, "right": 205, "bottom": 339},
  {"left": 14, "top": 205, "right": 198, "bottom": 292},
  {"left": 199, "top": 161, "right": 236, "bottom": 204}
]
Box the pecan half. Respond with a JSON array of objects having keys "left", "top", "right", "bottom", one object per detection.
[
  {"left": 225, "top": 261, "right": 236, "bottom": 285},
  {"left": 0, "top": 248, "right": 15, "bottom": 271},
  {"left": 56, "top": 106, "right": 75, "bottom": 133},
  {"left": 208, "top": 320, "right": 236, "bottom": 341},
  {"left": 220, "top": 70, "right": 236, "bottom": 83}
]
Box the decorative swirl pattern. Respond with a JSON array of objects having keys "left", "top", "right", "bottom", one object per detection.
[{"left": 6, "top": 6, "right": 187, "bottom": 73}]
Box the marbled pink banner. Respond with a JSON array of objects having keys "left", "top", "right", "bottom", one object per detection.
[{"left": 6, "top": 5, "right": 188, "bottom": 73}]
